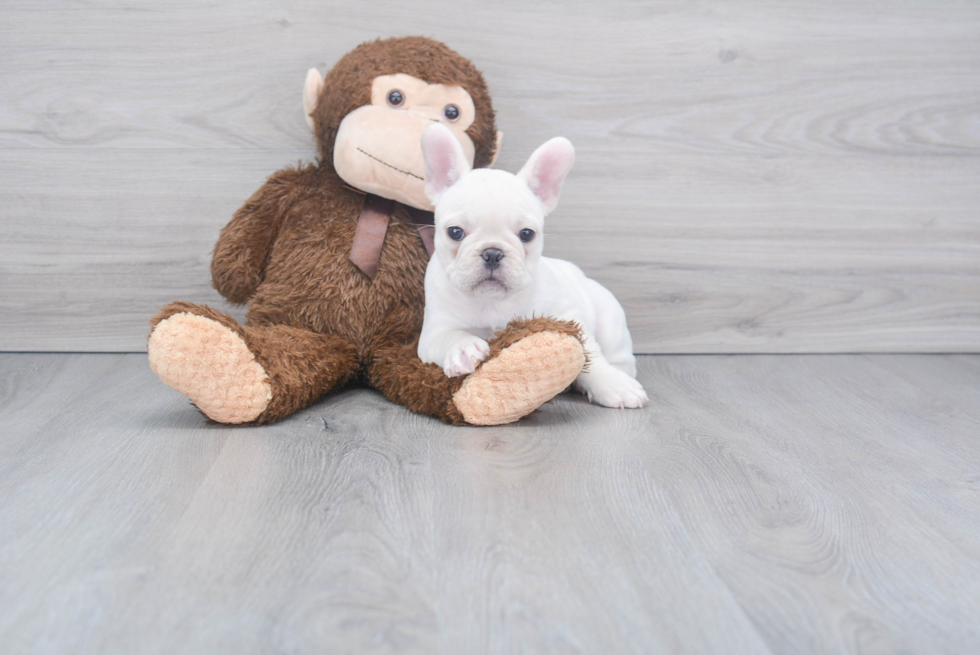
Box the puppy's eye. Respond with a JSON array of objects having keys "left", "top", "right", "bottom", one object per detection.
[
  {"left": 387, "top": 90, "right": 404, "bottom": 107},
  {"left": 447, "top": 226, "right": 465, "bottom": 241},
  {"left": 519, "top": 228, "right": 536, "bottom": 243},
  {"left": 443, "top": 104, "right": 460, "bottom": 122}
]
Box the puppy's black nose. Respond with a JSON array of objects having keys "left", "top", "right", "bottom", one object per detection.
[{"left": 482, "top": 248, "right": 504, "bottom": 271}]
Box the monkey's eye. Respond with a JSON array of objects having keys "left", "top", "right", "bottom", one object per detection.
[
  {"left": 443, "top": 104, "right": 460, "bottom": 122},
  {"left": 387, "top": 90, "right": 405, "bottom": 107},
  {"left": 447, "top": 226, "right": 465, "bottom": 241},
  {"left": 519, "top": 228, "right": 536, "bottom": 243}
]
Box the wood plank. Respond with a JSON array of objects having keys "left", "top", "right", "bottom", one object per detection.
[
  {"left": 1, "top": 353, "right": 979, "bottom": 653},
  {"left": 1, "top": 149, "right": 977, "bottom": 352},
  {"left": 1, "top": 0, "right": 978, "bottom": 352},
  {"left": 1, "top": 1, "right": 977, "bottom": 156},
  {"left": 0, "top": 149, "right": 273, "bottom": 351}
]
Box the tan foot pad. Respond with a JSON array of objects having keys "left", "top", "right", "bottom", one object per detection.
[
  {"left": 148, "top": 313, "right": 272, "bottom": 424},
  {"left": 453, "top": 331, "right": 585, "bottom": 426}
]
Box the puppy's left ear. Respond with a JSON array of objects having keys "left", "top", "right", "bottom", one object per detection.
[
  {"left": 518, "top": 137, "right": 575, "bottom": 214},
  {"left": 422, "top": 123, "right": 471, "bottom": 204}
]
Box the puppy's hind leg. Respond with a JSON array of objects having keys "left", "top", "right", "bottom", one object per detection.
[
  {"left": 573, "top": 333, "right": 648, "bottom": 409},
  {"left": 584, "top": 277, "right": 638, "bottom": 377}
]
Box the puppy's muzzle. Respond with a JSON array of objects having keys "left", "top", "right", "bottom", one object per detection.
[{"left": 482, "top": 248, "right": 504, "bottom": 271}]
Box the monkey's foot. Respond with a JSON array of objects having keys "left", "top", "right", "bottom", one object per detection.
[
  {"left": 148, "top": 310, "right": 272, "bottom": 424},
  {"left": 452, "top": 319, "right": 586, "bottom": 426}
]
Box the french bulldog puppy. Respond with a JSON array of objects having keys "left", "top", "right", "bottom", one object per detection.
[{"left": 417, "top": 124, "right": 648, "bottom": 409}]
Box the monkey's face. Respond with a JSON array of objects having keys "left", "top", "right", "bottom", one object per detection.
[{"left": 332, "top": 74, "right": 477, "bottom": 211}]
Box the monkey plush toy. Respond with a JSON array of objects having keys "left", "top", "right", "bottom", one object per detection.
[{"left": 147, "top": 37, "right": 586, "bottom": 426}]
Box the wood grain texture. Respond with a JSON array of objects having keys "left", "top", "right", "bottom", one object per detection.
[
  {"left": 1, "top": 353, "right": 979, "bottom": 653},
  {"left": 1, "top": 1, "right": 979, "bottom": 352}
]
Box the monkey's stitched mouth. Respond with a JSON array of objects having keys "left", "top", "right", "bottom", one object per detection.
[{"left": 357, "top": 148, "right": 424, "bottom": 181}]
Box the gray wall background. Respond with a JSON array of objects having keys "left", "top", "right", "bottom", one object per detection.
[{"left": 2, "top": 0, "right": 978, "bottom": 353}]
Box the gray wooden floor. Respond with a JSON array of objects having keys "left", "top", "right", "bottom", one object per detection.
[{"left": 1, "top": 353, "right": 978, "bottom": 654}]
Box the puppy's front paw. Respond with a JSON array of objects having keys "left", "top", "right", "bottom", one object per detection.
[
  {"left": 443, "top": 335, "right": 491, "bottom": 377},
  {"left": 577, "top": 368, "right": 648, "bottom": 409}
]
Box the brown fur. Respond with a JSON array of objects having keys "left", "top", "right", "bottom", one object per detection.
[
  {"left": 148, "top": 37, "right": 583, "bottom": 425},
  {"left": 151, "top": 301, "right": 361, "bottom": 424}
]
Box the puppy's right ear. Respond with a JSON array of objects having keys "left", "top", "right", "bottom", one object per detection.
[{"left": 422, "top": 123, "right": 470, "bottom": 204}]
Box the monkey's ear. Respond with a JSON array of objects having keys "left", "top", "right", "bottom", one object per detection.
[
  {"left": 421, "top": 123, "right": 471, "bottom": 204},
  {"left": 488, "top": 131, "right": 504, "bottom": 168},
  {"left": 518, "top": 137, "right": 575, "bottom": 214},
  {"left": 303, "top": 68, "right": 324, "bottom": 130}
]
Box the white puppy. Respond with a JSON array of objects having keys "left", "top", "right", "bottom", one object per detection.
[{"left": 417, "top": 124, "right": 648, "bottom": 409}]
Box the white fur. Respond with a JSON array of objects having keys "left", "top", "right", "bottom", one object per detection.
[{"left": 417, "top": 124, "right": 648, "bottom": 409}]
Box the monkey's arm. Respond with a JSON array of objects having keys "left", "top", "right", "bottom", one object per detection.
[{"left": 211, "top": 166, "right": 308, "bottom": 304}]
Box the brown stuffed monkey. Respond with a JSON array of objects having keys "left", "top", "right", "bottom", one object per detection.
[{"left": 147, "top": 37, "right": 586, "bottom": 426}]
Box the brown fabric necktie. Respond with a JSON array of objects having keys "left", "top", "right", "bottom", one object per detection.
[{"left": 348, "top": 192, "right": 435, "bottom": 280}]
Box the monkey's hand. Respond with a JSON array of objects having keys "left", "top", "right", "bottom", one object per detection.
[{"left": 211, "top": 166, "right": 308, "bottom": 304}]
